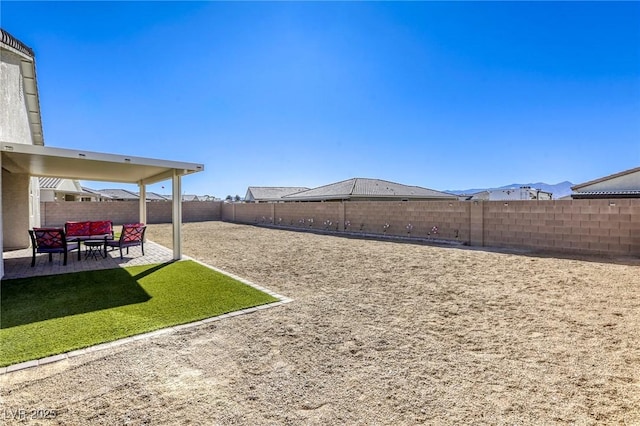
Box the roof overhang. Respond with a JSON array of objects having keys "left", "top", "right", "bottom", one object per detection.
[
  {"left": 1, "top": 142, "right": 204, "bottom": 185},
  {"left": 571, "top": 191, "right": 640, "bottom": 199}
]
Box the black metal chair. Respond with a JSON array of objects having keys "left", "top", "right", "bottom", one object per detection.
[
  {"left": 106, "top": 224, "right": 146, "bottom": 259},
  {"left": 29, "top": 228, "right": 80, "bottom": 267}
]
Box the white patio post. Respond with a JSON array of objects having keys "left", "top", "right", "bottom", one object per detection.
[
  {"left": 172, "top": 170, "right": 182, "bottom": 260},
  {"left": 138, "top": 182, "right": 147, "bottom": 224},
  {"left": 0, "top": 153, "right": 4, "bottom": 279}
]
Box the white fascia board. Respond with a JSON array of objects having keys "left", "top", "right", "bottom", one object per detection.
[{"left": 0, "top": 142, "right": 204, "bottom": 184}]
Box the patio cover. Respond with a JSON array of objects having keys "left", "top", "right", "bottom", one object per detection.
[{"left": 1, "top": 142, "right": 204, "bottom": 277}]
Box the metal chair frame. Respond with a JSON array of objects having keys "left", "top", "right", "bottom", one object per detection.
[
  {"left": 106, "top": 224, "right": 146, "bottom": 259},
  {"left": 28, "top": 228, "right": 80, "bottom": 267}
]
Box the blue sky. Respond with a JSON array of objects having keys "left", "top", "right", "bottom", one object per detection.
[{"left": 3, "top": 1, "right": 639, "bottom": 197}]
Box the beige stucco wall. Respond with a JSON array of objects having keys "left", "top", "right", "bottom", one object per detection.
[
  {"left": 40, "top": 189, "right": 56, "bottom": 202},
  {"left": 1, "top": 48, "right": 36, "bottom": 251},
  {"left": 0, "top": 50, "right": 32, "bottom": 145}
]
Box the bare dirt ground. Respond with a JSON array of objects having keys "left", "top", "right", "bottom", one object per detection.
[{"left": 2, "top": 221, "right": 639, "bottom": 425}]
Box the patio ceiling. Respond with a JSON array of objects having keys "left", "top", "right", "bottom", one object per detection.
[{"left": 1, "top": 142, "right": 203, "bottom": 184}]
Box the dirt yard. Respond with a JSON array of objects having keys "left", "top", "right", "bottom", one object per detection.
[{"left": 1, "top": 221, "right": 639, "bottom": 424}]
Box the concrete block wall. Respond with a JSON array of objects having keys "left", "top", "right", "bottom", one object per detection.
[
  {"left": 221, "top": 203, "right": 234, "bottom": 222},
  {"left": 275, "top": 202, "right": 341, "bottom": 229},
  {"left": 483, "top": 199, "right": 640, "bottom": 255},
  {"left": 41, "top": 201, "right": 222, "bottom": 226},
  {"left": 186, "top": 201, "right": 222, "bottom": 222},
  {"left": 222, "top": 199, "right": 640, "bottom": 256},
  {"left": 230, "top": 202, "right": 273, "bottom": 224},
  {"left": 345, "top": 201, "right": 469, "bottom": 241}
]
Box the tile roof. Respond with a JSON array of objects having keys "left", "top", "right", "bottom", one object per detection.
[
  {"left": 96, "top": 188, "right": 140, "bottom": 200},
  {"left": 135, "top": 192, "right": 168, "bottom": 201},
  {"left": 283, "top": 178, "right": 457, "bottom": 201},
  {"left": 81, "top": 187, "right": 114, "bottom": 199},
  {"left": 0, "top": 28, "right": 34, "bottom": 57},
  {"left": 247, "top": 187, "right": 310, "bottom": 201}
]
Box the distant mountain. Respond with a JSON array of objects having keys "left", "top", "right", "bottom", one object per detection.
[{"left": 445, "top": 181, "right": 574, "bottom": 199}]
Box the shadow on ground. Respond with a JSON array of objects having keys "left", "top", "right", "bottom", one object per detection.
[{"left": 0, "top": 265, "right": 174, "bottom": 328}]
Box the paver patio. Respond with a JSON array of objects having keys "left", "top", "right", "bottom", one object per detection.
[{"left": 2, "top": 240, "right": 174, "bottom": 279}]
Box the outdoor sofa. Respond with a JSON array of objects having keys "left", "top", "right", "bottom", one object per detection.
[
  {"left": 64, "top": 220, "right": 114, "bottom": 259},
  {"left": 64, "top": 220, "right": 114, "bottom": 242}
]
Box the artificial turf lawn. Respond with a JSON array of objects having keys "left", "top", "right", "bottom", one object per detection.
[{"left": 0, "top": 260, "right": 278, "bottom": 367}]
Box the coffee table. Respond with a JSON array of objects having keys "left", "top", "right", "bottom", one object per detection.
[{"left": 84, "top": 239, "right": 106, "bottom": 260}]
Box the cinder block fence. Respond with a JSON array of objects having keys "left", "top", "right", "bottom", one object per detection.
[
  {"left": 41, "top": 201, "right": 222, "bottom": 226},
  {"left": 41, "top": 199, "right": 640, "bottom": 256},
  {"left": 222, "top": 199, "right": 640, "bottom": 256}
]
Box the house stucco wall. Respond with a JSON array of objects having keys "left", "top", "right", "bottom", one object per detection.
[
  {"left": 0, "top": 50, "right": 33, "bottom": 146},
  {"left": 1, "top": 48, "right": 35, "bottom": 251},
  {"left": 40, "top": 190, "right": 56, "bottom": 202},
  {"left": 0, "top": 49, "right": 32, "bottom": 144}
]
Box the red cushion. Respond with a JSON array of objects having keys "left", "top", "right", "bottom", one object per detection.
[
  {"left": 33, "top": 228, "right": 65, "bottom": 248},
  {"left": 90, "top": 220, "right": 112, "bottom": 236},
  {"left": 65, "top": 221, "right": 91, "bottom": 237}
]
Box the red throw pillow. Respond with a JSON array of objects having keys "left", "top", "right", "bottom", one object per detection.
[
  {"left": 65, "top": 221, "right": 91, "bottom": 237},
  {"left": 90, "top": 221, "right": 112, "bottom": 236}
]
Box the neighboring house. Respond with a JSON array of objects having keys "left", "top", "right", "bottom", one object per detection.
[
  {"left": 81, "top": 187, "right": 113, "bottom": 202},
  {"left": 245, "top": 186, "right": 310, "bottom": 203},
  {"left": 281, "top": 178, "right": 458, "bottom": 202},
  {"left": 39, "top": 177, "right": 89, "bottom": 201},
  {"left": 571, "top": 166, "right": 640, "bottom": 199},
  {"left": 142, "top": 192, "right": 169, "bottom": 201},
  {"left": 93, "top": 188, "right": 140, "bottom": 201},
  {"left": 83, "top": 188, "right": 170, "bottom": 201},
  {"left": 68, "top": 188, "right": 214, "bottom": 202},
  {"left": 466, "top": 186, "right": 553, "bottom": 201},
  {"left": 162, "top": 194, "right": 210, "bottom": 202}
]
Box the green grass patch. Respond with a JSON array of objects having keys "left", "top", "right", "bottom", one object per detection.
[{"left": 0, "top": 260, "right": 278, "bottom": 367}]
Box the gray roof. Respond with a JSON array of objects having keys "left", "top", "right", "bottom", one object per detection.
[
  {"left": 137, "top": 192, "right": 169, "bottom": 201},
  {"left": 282, "top": 178, "right": 457, "bottom": 201},
  {"left": 247, "top": 187, "right": 310, "bottom": 201},
  {"left": 81, "top": 187, "right": 113, "bottom": 199},
  {"left": 96, "top": 188, "right": 140, "bottom": 200}
]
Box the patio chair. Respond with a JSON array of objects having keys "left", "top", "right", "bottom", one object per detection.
[
  {"left": 28, "top": 228, "right": 80, "bottom": 267},
  {"left": 106, "top": 223, "right": 146, "bottom": 259}
]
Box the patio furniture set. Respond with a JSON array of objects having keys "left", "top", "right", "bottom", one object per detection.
[{"left": 28, "top": 221, "right": 146, "bottom": 267}]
